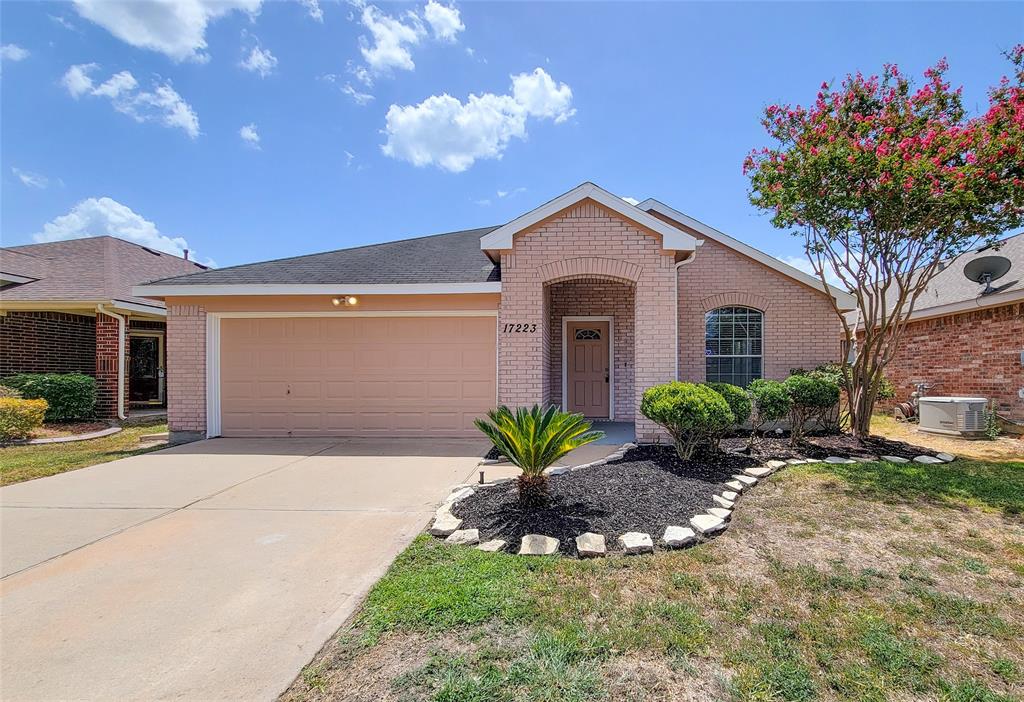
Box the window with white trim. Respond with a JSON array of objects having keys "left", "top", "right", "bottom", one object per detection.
[{"left": 705, "top": 306, "right": 763, "bottom": 387}]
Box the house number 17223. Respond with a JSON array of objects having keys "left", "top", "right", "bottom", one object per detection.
[{"left": 502, "top": 323, "right": 537, "bottom": 333}]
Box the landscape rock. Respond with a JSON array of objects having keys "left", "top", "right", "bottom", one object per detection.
[
  {"left": 519, "top": 534, "right": 559, "bottom": 556},
  {"left": 575, "top": 532, "right": 607, "bottom": 558},
  {"left": 725, "top": 480, "right": 746, "bottom": 492},
  {"left": 914, "top": 455, "right": 943, "bottom": 464},
  {"left": 721, "top": 490, "right": 739, "bottom": 501},
  {"left": 690, "top": 514, "right": 726, "bottom": 535},
  {"left": 936, "top": 452, "right": 955, "bottom": 463},
  {"left": 785, "top": 458, "right": 804, "bottom": 465},
  {"left": 544, "top": 466, "right": 570, "bottom": 476},
  {"left": 825, "top": 456, "right": 856, "bottom": 464},
  {"left": 477, "top": 539, "right": 507, "bottom": 552},
  {"left": 429, "top": 512, "right": 463, "bottom": 537},
  {"left": 479, "top": 458, "right": 500, "bottom": 465},
  {"left": 663, "top": 526, "right": 696, "bottom": 548},
  {"left": 707, "top": 507, "right": 732, "bottom": 520},
  {"left": 589, "top": 458, "right": 608, "bottom": 466},
  {"left": 445, "top": 487, "right": 475, "bottom": 504},
  {"left": 745, "top": 466, "right": 773, "bottom": 478},
  {"left": 446, "top": 529, "right": 480, "bottom": 545},
  {"left": 618, "top": 532, "right": 654, "bottom": 554},
  {"left": 881, "top": 455, "right": 910, "bottom": 463},
  {"left": 732, "top": 474, "right": 758, "bottom": 486},
  {"left": 712, "top": 494, "right": 735, "bottom": 509},
  {"left": 767, "top": 460, "right": 787, "bottom": 469},
  {"left": 850, "top": 456, "right": 877, "bottom": 463}
]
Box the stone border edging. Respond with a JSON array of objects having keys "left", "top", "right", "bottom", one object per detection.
[
  {"left": 23, "top": 426, "right": 122, "bottom": 445},
  {"left": 432, "top": 445, "right": 956, "bottom": 557}
]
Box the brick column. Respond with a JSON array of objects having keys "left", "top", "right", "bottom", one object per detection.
[
  {"left": 633, "top": 255, "right": 678, "bottom": 442},
  {"left": 166, "top": 304, "right": 207, "bottom": 440},
  {"left": 95, "top": 312, "right": 124, "bottom": 419}
]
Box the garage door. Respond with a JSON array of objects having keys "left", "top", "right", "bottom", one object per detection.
[{"left": 218, "top": 315, "right": 496, "bottom": 437}]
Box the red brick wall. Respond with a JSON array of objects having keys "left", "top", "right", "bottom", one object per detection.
[
  {"left": 0, "top": 311, "right": 96, "bottom": 377},
  {"left": 94, "top": 312, "right": 125, "bottom": 419},
  {"left": 876, "top": 302, "right": 1024, "bottom": 422},
  {"left": 677, "top": 237, "right": 843, "bottom": 382},
  {"left": 547, "top": 279, "right": 635, "bottom": 420},
  {"left": 166, "top": 304, "right": 207, "bottom": 433}
]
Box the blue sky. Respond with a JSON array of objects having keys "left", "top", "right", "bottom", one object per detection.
[{"left": 2, "top": 1, "right": 1021, "bottom": 271}]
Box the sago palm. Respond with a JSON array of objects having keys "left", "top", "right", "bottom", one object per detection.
[{"left": 475, "top": 405, "right": 604, "bottom": 507}]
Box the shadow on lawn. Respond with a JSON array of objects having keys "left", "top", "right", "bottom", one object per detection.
[{"left": 806, "top": 459, "right": 1024, "bottom": 516}]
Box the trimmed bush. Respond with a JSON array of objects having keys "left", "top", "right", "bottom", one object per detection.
[
  {"left": 0, "top": 373, "right": 97, "bottom": 421},
  {"left": 0, "top": 385, "right": 22, "bottom": 398},
  {"left": 748, "top": 379, "right": 792, "bottom": 447},
  {"left": 784, "top": 374, "right": 840, "bottom": 444},
  {"left": 0, "top": 398, "right": 48, "bottom": 442},
  {"left": 705, "top": 382, "right": 752, "bottom": 449},
  {"left": 641, "top": 382, "right": 735, "bottom": 460}
]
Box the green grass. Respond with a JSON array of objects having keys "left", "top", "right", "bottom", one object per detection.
[
  {"left": 0, "top": 422, "right": 168, "bottom": 485},
  {"left": 796, "top": 459, "right": 1024, "bottom": 515}
]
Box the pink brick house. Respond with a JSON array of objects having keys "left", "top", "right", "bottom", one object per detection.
[{"left": 134, "top": 183, "right": 853, "bottom": 443}]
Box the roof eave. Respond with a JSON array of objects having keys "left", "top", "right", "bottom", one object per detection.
[{"left": 132, "top": 282, "right": 503, "bottom": 298}]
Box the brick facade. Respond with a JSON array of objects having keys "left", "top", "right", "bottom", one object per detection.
[
  {"left": 874, "top": 302, "right": 1024, "bottom": 422},
  {"left": 547, "top": 278, "right": 635, "bottom": 420},
  {"left": 677, "top": 237, "right": 843, "bottom": 382},
  {"left": 166, "top": 304, "right": 207, "bottom": 433},
  {"left": 0, "top": 311, "right": 96, "bottom": 377},
  {"left": 94, "top": 312, "right": 126, "bottom": 419}
]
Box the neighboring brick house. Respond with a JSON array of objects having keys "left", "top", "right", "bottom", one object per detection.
[
  {"left": 0, "top": 237, "right": 206, "bottom": 419},
  {"left": 854, "top": 232, "right": 1024, "bottom": 424},
  {"left": 134, "top": 183, "right": 853, "bottom": 443}
]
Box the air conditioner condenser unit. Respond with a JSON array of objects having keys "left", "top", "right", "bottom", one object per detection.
[{"left": 918, "top": 397, "right": 987, "bottom": 436}]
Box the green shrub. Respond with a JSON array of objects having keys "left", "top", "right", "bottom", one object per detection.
[
  {"left": 705, "top": 382, "right": 752, "bottom": 449},
  {"left": 0, "top": 398, "right": 48, "bottom": 442},
  {"left": 475, "top": 405, "right": 603, "bottom": 507},
  {"left": 748, "top": 379, "right": 792, "bottom": 446},
  {"left": 641, "top": 382, "right": 734, "bottom": 460},
  {"left": 0, "top": 373, "right": 97, "bottom": 421},
  {"left": 784, "top": 374, "right": 840, "bottom": 444},
  {"left": 0, "top": 384, "right": 23, "bottom": 398}
]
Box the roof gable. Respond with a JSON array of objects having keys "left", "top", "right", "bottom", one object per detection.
[
  {"left": 479, "top": 183, "right": 698, "bottom": 253},
  {"left": 637, "top": 198, "right": 856, "bottom": 310}
]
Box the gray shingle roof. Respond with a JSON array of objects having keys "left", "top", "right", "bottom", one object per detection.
[{"left": 145, "top": 226, "right": 502, "bottom": 286}]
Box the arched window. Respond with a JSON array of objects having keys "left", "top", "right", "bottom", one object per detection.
[{"left": 705, "top": 306, "right": 763, "bottom": 387}]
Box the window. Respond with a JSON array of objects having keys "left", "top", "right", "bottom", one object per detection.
[
  {"left": 574, "top": 328, "right": 602, "bottom": 341},
  {"left": 705, "top": 306, "right": 763, "bottom": 387}
]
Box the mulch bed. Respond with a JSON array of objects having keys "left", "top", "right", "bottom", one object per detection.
[
  {"left": 721, "top": 431, "right": 939, "bottom": 461},
  {"left": 30, "top": 421, "right": 110, "bottom": 439},
  {"left": 452, "top": 445, "right": 757, "bottom": 555}
]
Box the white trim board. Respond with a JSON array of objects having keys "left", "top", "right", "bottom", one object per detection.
[
  {"left": 203, "top": 310, "right": 499, "bottom": 439},
  {"left": 561, "top": 316, "right": 615, "bottom": 421},
  {"left": 637, "top": 198, "right": 857, "bottom": 310},
  {"left": 480, "top": 182, "right": 698, "bottom": 253},
  {"left": 133, "top": 282, "right": 502, "bottom": 298}
]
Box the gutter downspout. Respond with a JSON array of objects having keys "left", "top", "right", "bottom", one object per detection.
[
  {"left": 674, "top": 242, "right": 702, "bottom": 380},
  {"left": 96, "top": 303, "right": 128, "bottom": 421}
]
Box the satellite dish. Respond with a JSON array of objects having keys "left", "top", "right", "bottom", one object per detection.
[{"left": 963, "top": 255, "right": 1012, "bottom": 295}]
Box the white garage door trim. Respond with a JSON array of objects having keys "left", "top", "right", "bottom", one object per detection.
[{"left": 205, "top": 310, "right": 499, "bottom": 438}]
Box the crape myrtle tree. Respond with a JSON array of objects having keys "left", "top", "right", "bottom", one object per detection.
[{"left": 744, "top": 46, "right": 1024, "bottom": 438}]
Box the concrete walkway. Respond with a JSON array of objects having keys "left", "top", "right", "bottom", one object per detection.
[{"left": 0, "top": 437, "right": 488, "bottom": 701}]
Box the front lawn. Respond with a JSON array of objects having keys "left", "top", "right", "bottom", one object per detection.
[
  {"left": 0, "top": 423, "right": 169, "bottom": 486},
  {"left": 286, "top": 456, "right": 1024, "bottom": 702}
]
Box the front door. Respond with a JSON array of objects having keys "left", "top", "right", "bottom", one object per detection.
[
  {"left": 566, "top": 320, "right": 610, "bottom": 418},
  {"left": 129, "top": 334, "right": 164, "bottom": 404}
]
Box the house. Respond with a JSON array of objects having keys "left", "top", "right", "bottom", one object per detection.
[
  {"left": 856, "top": 232, "right": 1024, "bottom": 424},
  {"left": 0, "top": 236, "right": 207, "bottom": 419},
  {"left": 134, "top": 183, "right": 854, "bottom": 443}
]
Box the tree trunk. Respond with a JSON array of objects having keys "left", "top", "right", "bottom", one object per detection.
[{"left": 517, "top": 473, "right": 550, "bottom": 508}]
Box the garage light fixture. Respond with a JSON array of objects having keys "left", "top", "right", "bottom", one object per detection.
[{"left": 331, "top": 296, "right": 359, "bottom": 306}]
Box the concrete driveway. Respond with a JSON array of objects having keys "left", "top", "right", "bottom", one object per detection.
[{"left": 0, "top": 437, "right": 488, "bottom": 701}]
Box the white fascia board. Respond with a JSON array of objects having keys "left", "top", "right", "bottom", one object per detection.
[
  {"left": 638, "top": 198, "right": 857, "bottom": 310},
  {"left": 109, "top": 299, "right": 167, "bottom": 316},
  {"left": 480, "top": 182, "right": 698, "bottom": 252},
  {"left": 0, "top": 273, "right": 37, "bottom": 285},
  {"left": 131, "top": 282, "right": 502, "bottom": 298}
]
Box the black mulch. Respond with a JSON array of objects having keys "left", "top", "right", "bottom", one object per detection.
[
  {"left": 721, "top": 431, "right": 939, "bottom": 461},
  {"left": 483, "top": 445, "right": 503, "bottom": 461},
  {"left": 451, "top": 445, "right": 757, "bottom": 555}
]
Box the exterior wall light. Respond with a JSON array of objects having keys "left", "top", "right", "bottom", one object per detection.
[{"left": 331, "top": 296, "right": 359, "bottom": 306}]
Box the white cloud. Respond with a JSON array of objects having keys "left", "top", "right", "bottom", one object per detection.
[
  {"left": 12, "top": 167, "right": 49, "bottom": 189},
  {"left": 474, "top": 198, "right": 491, "bottom": 207},
  {"left": 240, "top": 44, "right": 277, "bottom": 77},
  {"left": 511, "top": 67, "right": 575, "bottom": 123},
  {"left": 61, "top": 64, "right": 200, "bottom": 138},
  {"left": 298, "top": 0, "right": 323, "bottom": 22},
  {"left": 239, "top": 122, "right": 260, "bottom": 148},
  {"left": 72, "top": 0, "right": 261, "bottom": 62},
  {"left": 423, "top": 0, "right": 463, "bottom": 42},
  {"left": 776, "top": 254, "right": 843, "bottom": 287},
  {"left": 497, "top": 187, "right": 525, "bottom": 198},
  {"left": 381, "top": 67, "right": 574, "bottom": 172},
  {"left": 1, "top": 44, "right": 30, "bottom": 62},
  {"left": 358, "top": 4, "right": 425, "bottom": 76},
  {"left": 342, "top": 82, "right": 374, "bottom": 105},
  {"left": 621, "top": 196, "right": 639, "bottom": 206},
  {"left": 33, "top": 197, "right": 209, "bottom": 263},
  {"left": 50, "top": 14, "right": 80, "bottom": 31},
  {"left": 344, "top": 150, "right": 355, "bottom": 166}
]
